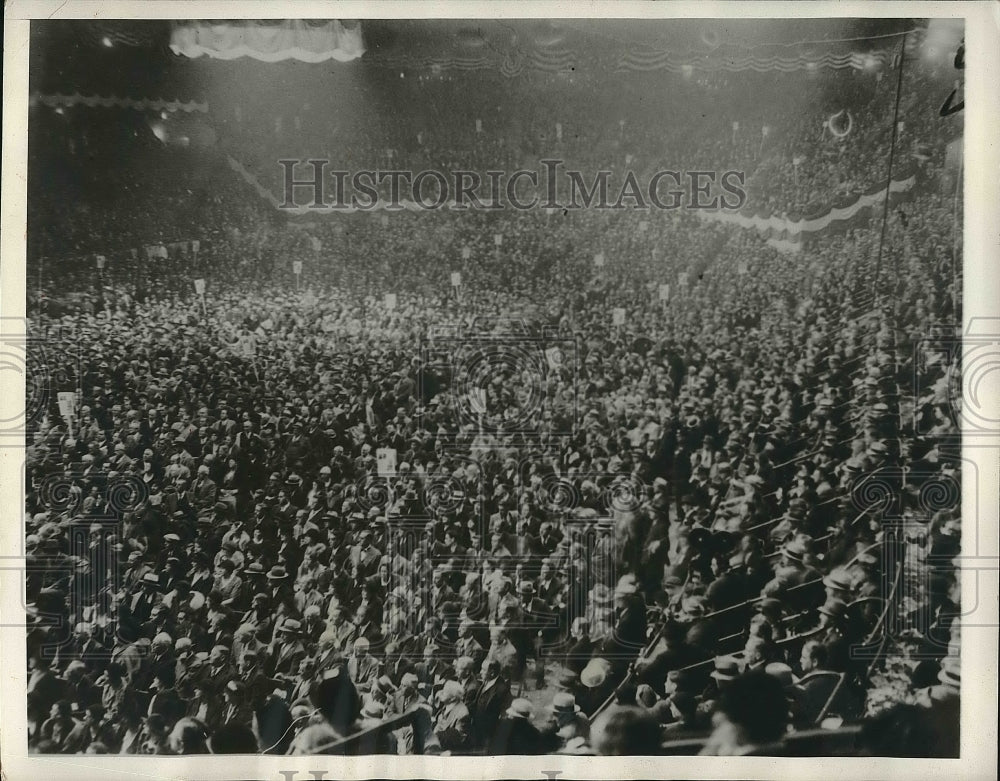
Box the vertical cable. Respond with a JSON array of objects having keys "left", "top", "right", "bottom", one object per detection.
[
  {"left": 951, "top": 156, "right": 963, "bottom": 319},
  {"left": 871, "top": 34, "right": 908, "bottom": 308}
]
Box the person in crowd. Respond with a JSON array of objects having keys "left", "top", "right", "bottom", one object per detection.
[
  {"left": 488, "top": 698, "right": 544, "bottom": 755},
  {"left": 699, "top": 670, "right": 789, "bottom": 756},
  {"left": 431, "top": 680, "right": 472, "bottom": 753},
  {"left": 589, "top": 706, "right": 664, "bottom": 755},
  {"left": 470, "top": 659, "right": 512, "bottom": 750}
]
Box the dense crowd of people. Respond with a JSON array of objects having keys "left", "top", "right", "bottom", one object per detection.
[
  {"left": 30, "top": 43, "right": 961, "bottom": 268},
  {"left": 24, "top": 40, "right": 963, "bottom": 757},
  {"left": 224, "top": 57, "right": 958, "bottom": 222}
]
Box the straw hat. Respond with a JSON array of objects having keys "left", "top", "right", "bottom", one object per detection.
[
  {"left": 710, "top": 655, "right": 741, "bottom": 682},
  {"left": 551, "top": 692, "right": 582, "bottom": 714},
  {"left": 580, "top": 658, "right": 611, "bottom": 689},
  {"left": 506, "top": 698, "right": 533, "bottom": 719}
]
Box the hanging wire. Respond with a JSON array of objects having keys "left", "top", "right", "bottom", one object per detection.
[
  {"left": 871, "top": 33, "right": 909, "bottom": 310},
  {"left": 559, "top": 21, "right": 919, "bottom": 55},
  {"left": 950, "top": 155, "right": 963, "bottom": 320}
]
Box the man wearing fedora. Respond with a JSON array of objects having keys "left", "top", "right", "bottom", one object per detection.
[
  {"left": 539, "top": 691, "right": 590, "bottom": 751},
  {"left": 577, "top": 657, "right": 613, "bottom": 715},
  {"left": 269, "top": 618, "right": 308, "bottom": 678},
  {"left": 696, "top": 654, "right": 741, "bottom": 729},
  {"left": 488, "top": 697, "right": 543, "bottom": 754},
  {"left": 119, "top": 572, "right": 162, "bottom": 640},
  {"left": 597, "top": 576, "right": 647, "bottom": 671}
]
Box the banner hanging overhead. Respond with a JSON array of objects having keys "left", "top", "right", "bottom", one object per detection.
[{"left": 170, "top": 20, "right": 365, "bottom": 63}]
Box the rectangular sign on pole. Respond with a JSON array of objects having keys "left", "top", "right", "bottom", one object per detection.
[
  {"left": 95, "top": 255, "right": 106, "bottom": 270},
  {"left": 194, "top": 278, "right": 206, "bottom": 295},
  {"left": 57, "top": 391, "right": 76, "bottom": 423},
  {"left": 191, "top": 240, "right": 200, "bottom": 254},
  {"left": 612, "top": 308, "right": 626, "bottom": 326},
  {"left": 462, "top": 246, "right": 471, "bottom": 260},
  {"left": 292, "top": 260, "right": 303, "bottom": 275},
  {"left": 545, "top": 346, "right": 564, "bottom": 371},
  {"left": 638, "top": 220, "right": 649, "bottom": 232},
  {"left": 738, "top": 261, "right": 748, "bottom": 275},
  {"left": 493, "top": 234, "right": 503, "bottom": 247},
  {"left": 385, "top": 293, "right": 398, "bottom": 310},
  {"left": 451, "top": 272, "right": 462, "bottom": 287},
  {"left": 376, "top": 448, "right": 398, "bottom": 476},
  {"left": 594, "top": 253, "right": 605, "bottom": 267},
  {"left": 468, "top": 388, "right": 488, "bottom": 415},
  {"left": 659, "top": 284, "right": 671, "bottom": 301}
]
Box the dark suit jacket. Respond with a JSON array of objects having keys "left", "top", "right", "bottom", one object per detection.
[
  {"left": 488, "top": 716, "right": 544, "bottom": 755},
  {"left": 565, "top": 636, "right": 595, "bottom": 674},
  {"left": 793, "top": 670, "right": 841, "bottom": 726},
  {"left": 471, "top": 678, "right": 511, "bottom": 748}
]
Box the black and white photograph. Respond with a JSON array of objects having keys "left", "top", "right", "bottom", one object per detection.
[{"left": 1, "top": 4, "right": 998, "bottom": 776}]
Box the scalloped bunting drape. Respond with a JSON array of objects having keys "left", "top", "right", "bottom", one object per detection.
[
  {"left": 695, "top": 174, "right": 918, "bottom": 247},
  {"left": 32, "top": 93, "right": 208, "bottom": 113},
  {"left": 170, "top": 20, "right": 365, "bottom": 63}
]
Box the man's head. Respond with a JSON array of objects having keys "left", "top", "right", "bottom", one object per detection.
[
  {"left": 744, "top": 635, "right": 770, "bottom": 667},
  {"left": 590, "top": 706, "right": 663, "bottom": 755},
  {"left": 481, "top": 658, "right": 501, "bottom": 682},
  {"left": 711, "top": 670, "right": 789, "bottom": 752},
  {"left": 800, "top": 639, "right": 827, "bottom": 674}
]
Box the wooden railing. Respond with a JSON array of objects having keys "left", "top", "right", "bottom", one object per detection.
[
  {"left": 659, "top": 724, "right": 863, "bottom": 756},
  {"left": 588, "top": 575, "right": 826, "bottom": 721},
  {"left": 303, "top": 717, "right": 864, "bottom": 756},
  {"left": 304, "top": 708, "right": 430, "bottom": 755}
]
